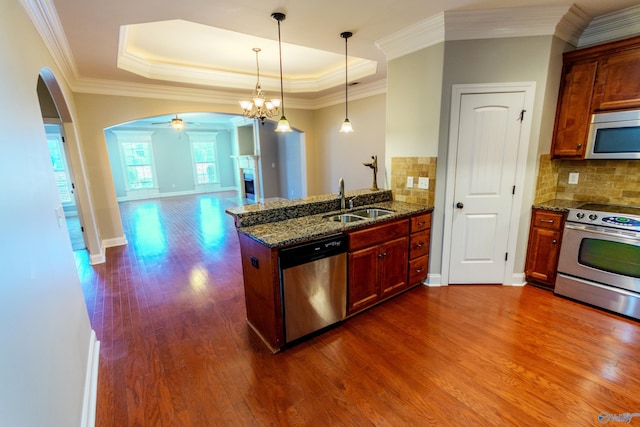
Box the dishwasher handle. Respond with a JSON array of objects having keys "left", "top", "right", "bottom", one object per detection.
[{"left": 279, "top": 234, "right": 348, "bottom": 269}]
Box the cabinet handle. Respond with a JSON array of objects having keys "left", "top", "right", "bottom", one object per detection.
[
  {"left": 417, "top": 221, "right": 426, "bottom": 226},
  {"left": 539, "top": 219, "right": 554, "bottom": 223},
  {"left": 577, "top": 143, "right": 583, "bottom": 149},
  {"left": 378, "top": 252, "right": 387, "bottom": 258},
  {"left": 416, "top": 242, "right": 424, "bottom": 248},
  {"left": 415, "top": 267, "right": 424, "bottom": 273},
  {"left": 552, "top": 239, "right": 557, "bottom": 244}
]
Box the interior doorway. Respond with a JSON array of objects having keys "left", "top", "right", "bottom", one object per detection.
[{"left": 442, "top": 82, "right": 535, "bottom": 285}]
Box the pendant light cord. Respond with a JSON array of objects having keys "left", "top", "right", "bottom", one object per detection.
[
  {"left": 277, "top": 18, "right": 285, "bottom": 117},
  {"left": 344, "top": 34, "right": 349, "bottom": 119}
]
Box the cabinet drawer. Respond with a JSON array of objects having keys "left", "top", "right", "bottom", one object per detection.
[
  {"left": 531, "top": 210, "right": 564, "bottom": 231},
  {"left": 348, "top": 219, "right": 409, "bottom": 251},
  {"left": 409, "top": 254, "right": 429, "bottom": 285},
  {"left": 410, "top": 212, "right": 431, "bottom": 232},
  {"left": 409, "top": 230, "right": 430, "bottom": 259}
]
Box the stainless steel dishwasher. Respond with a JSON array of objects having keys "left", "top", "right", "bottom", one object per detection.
[{"left": 279, "top": 234, "right": 348, "bottom": 343}]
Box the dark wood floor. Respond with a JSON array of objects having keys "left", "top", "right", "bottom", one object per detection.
[{"left": 75, "top": 192, "right": 640, "bottom": 426}]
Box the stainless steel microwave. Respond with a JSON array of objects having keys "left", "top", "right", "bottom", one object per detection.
[{"left": 586, "top": 110, "right": 640, "bottom": 159}]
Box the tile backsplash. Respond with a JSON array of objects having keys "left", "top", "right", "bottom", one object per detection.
[
  {"left": 534, "top": 154, "right": 640, "bottom": 206},
  {"left": 391, "top": 157, "right": 436, "bottom": 206}
]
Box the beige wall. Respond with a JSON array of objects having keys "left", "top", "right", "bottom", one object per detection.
[
  {"left": 312, "top": 94, "right": 387, "bottom": 194},
  {"left": 386, "top": 35, "right": 566, "bottom": 280},
  {"left": 386, "top": 43, "right": 444, "bottom": 187},
  {"left": 0, "top": 2, "right": 94, "bottom": 425}
]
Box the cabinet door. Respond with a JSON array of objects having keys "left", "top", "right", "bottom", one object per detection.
[
  {"left": 595, "top": 49, "right": 640, "bottom": 111},
  {"left": 348, "top": 246, "right": 379, "bottom": 314},
  {"left": 380, "top": 236, "right": 409, "bottom": 298},
  {"left": 551, "top": 59, "right": 598, "bottom": 159},
  {"left": 525, "top": 227, "right": 562, "bottom": 288}
]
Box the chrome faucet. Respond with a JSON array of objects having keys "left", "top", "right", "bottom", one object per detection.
[{"left": 338, "top": 178, "right": 345, "bottom": 212}]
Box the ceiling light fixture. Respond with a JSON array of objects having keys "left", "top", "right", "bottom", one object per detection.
[
  {"left": 171, "top": 115, "right": 185, "bottom": 130},
  {"left": 339, "top": 31, "right": 354, "bottom": 133},
  {"left": 239, "top": 48, "right": 281, "bottom": 125},
  {"left": 272, "top": 12, "right": 292, "bottom": 133}
]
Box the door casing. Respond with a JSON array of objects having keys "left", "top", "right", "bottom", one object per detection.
[{"left": 441, "top": 82, "right": 535, "bottom": 286}]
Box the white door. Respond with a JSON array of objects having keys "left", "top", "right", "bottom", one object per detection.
[{"left": 447, "top": 90, "right": 528, "bottom": 284}]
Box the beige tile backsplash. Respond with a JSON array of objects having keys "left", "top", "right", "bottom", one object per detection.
[
  {"left": 391, "top": 157, "right": 436, "bottom": 206},
  {"left": 534, "top": 154, "right": 640, "bottom": 206}
]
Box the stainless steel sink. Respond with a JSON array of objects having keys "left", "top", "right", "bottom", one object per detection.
[
  {"left": 325, "top": 213, "right": 365, "bottom": 223},
  {"left": 350, "top": 208, "right": 394, "bottom": 219}
]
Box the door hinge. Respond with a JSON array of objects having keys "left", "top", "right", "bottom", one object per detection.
[
  {"left": 512, "top": 185, "right": 516, "bottom": 195},
  {"left": 519, "top": 110, "right": 526, "bottom": 121},
  {"left": 61, "top": 136, "right": 65, "bottom": 143},
  {"left": 71, "top": 182, "right": 76, "bottom": 190},
  {"left": 505, "top": 252, "right": 508, "bottom": 261},
  {"left": 80, "top": 226, "right": 85, "bottom": 232}
]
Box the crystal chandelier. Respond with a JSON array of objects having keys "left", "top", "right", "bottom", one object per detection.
[{"left": 239, "top": 48, "right": 281, "bottom": 125}]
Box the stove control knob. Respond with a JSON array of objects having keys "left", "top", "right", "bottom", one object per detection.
[
  {"left": 588, "top": 214, "right": 598, "bottom": 221},
  {"left": 576, "top": 212, "right": 585, "bottom": 219}
]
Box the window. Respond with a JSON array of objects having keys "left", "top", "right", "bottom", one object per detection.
[
  {"left": 46, "top": 131, "right": 73, "bottom": 204},
  {"left": 192, "top": 142, "right": 218, "bottom": 184},
  {"left": 121, "top": 142, "right": 154, "bottom": 189},
  {"left": 113, "top": 131, "right": 157, "bottom": 193},
  {"left": 189, "top": 132, "right": 219, "bottom": 185}
]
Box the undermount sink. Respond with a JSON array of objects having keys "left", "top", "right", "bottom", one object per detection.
[
  {"left": 350, "top": 208, "right": 394, "bottom": 219},
  {"left": 324, "top": 208, "right": 394, "bottom": 223},
  {"left": 325, "top": 213, "right": 365, "bottom": 223}
]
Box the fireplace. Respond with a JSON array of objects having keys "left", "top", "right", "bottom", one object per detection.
[{"left": 243, "top": 171, "right": 255, "bottom": 200}]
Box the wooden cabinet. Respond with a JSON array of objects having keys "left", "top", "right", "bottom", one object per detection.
[
  {"left": 408, "top": 212, "right": 431, "bottom": 285},
  {"left": 524, "top": 209, "right": 566, "bottom": 289},
  {"left": 551, "top": 59, "right": 598, "bottom": 158},
  {"left": 551, "top": 35, "right": 640, "bottom": 159},
  {"left": 347, "top": 219, "right": 409, "bottom": 315}
]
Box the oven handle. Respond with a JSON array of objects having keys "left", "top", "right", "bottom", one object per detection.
[{"left": 564, "top": 223, "right": 640, "bottom": 240}]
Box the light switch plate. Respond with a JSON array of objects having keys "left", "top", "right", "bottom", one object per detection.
[
  {"left": 406, "top": 176, "right": 414, "bottom": 188},
  {"left": 568, "top": 172, "right": 579, "bottom": 185},
  {"left": 418, "top": 177, "right": 429, "bottom": 189}
]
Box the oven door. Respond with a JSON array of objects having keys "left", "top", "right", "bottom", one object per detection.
[{"left": 557, "top": 223, "right": 640, "bottom": 293}]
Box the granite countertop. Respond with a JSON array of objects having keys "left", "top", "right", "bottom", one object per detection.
[
  {"left": 532, "top": 199, "right": 583, "bottom": 212},
  {"left": 226, "top": 189, "right": 433, "bottom": 248}
]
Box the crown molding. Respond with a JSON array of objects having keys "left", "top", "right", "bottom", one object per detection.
[
  {"left": 20, "top": 0, "right": 79, "bottom": 86},
  {"left": 377, "top": 6, "right": 589, "bottom": 60},
  {"left": 444, "top": 5, "right": 587, "bottom": 44},
  {"left": 72, "top": 77, "right": 386, "bottom": 110},
  {"left": 578, "top": 4, "right": 640, "bottom": 47},
  {"left": 376, "top": 13, "right": 445, "bottom": 61}
]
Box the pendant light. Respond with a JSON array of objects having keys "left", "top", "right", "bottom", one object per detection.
[
  {"left": 239, "top": 48, "right": 281, "bottom": 125},
  {"left": 272, "top": 12, "right": 292, "bottom": 133},
  {"left": 339, "top": 31, "right": 354, "bottom": 133}
]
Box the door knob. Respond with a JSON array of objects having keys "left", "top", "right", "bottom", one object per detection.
[{"left": 456, "top": 202, "right": 464, "bottom": 209}]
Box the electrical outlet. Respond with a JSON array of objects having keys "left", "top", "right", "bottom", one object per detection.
[
  {"left": 568, "top": 172, "right": 579, "bottom": 185},
  {"left": 418, "top": 177, "right": 429, "bottom": 189},
  {"left": 406, "top": 176, "right": 414, "bottom": 188}
]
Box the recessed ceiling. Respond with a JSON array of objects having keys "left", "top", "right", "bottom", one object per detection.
[
  {"left": 29, "top": 0, "right": 640, "bottom": 105},
  {"left": 118, "top": 19, "right": 377, "bottom": 93}
]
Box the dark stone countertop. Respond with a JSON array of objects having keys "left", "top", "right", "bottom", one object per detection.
[
  {"left": 226, "top": 189, "right": 433, "bottom": 248},
  {"left": 532, "top": 199, "right": 583, "bottom": 212}
]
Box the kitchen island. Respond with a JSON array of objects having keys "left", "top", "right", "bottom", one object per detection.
[{"left": 226, "top": 189, "right": 433, "bottom": 352}]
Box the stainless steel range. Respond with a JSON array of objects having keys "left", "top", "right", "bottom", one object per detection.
[{"left": 556, "top": 202, "right": 640, "bottom": 320}]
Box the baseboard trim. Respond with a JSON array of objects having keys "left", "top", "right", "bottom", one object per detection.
[
  {"left": 89, "top": 236, "right": 127, "bottom": 265},
  {"left": 81, "top": 330, "right": 100, "bottom": 427},
  {"left": 425, "top": 273, "right": 445, "bottom": 287}
]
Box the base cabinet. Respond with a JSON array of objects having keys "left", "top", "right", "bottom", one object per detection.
[
  {"left": 408, "top": 212, "right": 431, "bottom": 285},
  {"left": 347, "top": 220, "right": 409, "bottom": 315},
  {"left": 524, "top": 209, "right": 566, "bottom": 289}
]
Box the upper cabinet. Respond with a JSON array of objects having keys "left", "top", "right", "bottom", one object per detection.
[{"left": 551, "top": 35, "right": 640, "bottom": 159}]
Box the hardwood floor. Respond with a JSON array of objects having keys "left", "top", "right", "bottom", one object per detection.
[{"left": 75, "top": 192, "right": 640, "bottom": 426}]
